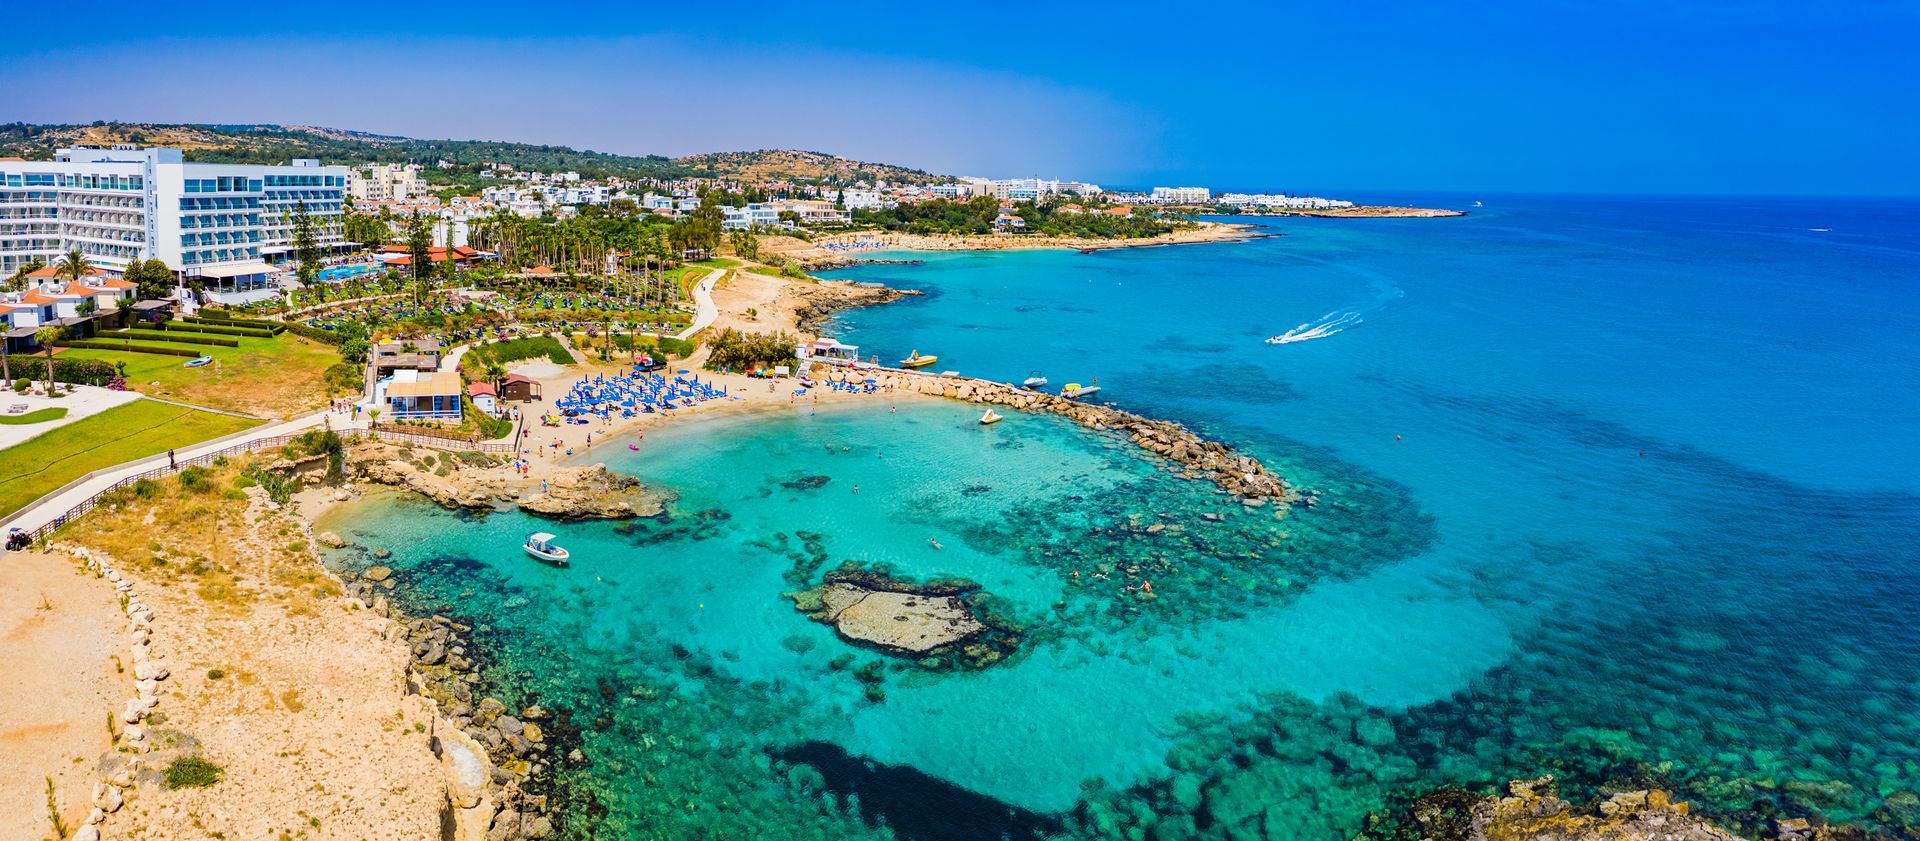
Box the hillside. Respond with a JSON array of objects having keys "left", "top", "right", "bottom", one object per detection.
[
  {"left": 672, "top": 149, "right": 938, "bottom": 185},
  {"left": 0, "top": 122, "right": 944, "bottom": 185}
]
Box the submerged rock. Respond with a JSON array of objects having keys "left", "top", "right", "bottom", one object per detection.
[
  {"left": 787, "top": 563, "right": 1021, "bottom": 669},
  {"left": 1389, "top": 776, "right": 1748, "bottom": 841}
]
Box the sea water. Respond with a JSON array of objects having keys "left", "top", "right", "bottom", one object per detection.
[{"left": 321, "top": 194, "right": 1920, "bottom": 840}]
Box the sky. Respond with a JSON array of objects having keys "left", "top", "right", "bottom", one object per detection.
[{"left": 2, "top": 1, "right": 1916, "bottom": 196}]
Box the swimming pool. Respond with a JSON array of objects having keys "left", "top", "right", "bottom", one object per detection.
[{"left": 316, "top": 263, "right": 383, "bottom": 282}]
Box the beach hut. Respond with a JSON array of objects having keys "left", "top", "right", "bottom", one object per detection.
[
  {"left": 469, "top": 381, "right": 501, "bottom": 415},
  {"left": 500, "top": 373, "right": 543, "bottom": 403}
]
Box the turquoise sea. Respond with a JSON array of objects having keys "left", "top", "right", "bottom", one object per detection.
[{"left": 321, "top": 194, "right": 1920, "bottom": 840}]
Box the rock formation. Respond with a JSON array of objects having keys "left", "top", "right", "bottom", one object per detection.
[
  {"left": 787, "top": 564, "right": 1020, "bottom": 670},
  {"left": 348, "top": 442, "right": 665, "bottom": 519},
  {"left": 1398, "top": 776, "right": 1749, "bottom": 841}
]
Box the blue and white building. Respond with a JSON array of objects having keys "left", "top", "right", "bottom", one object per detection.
[{"left": 0, "top": 145, "right": 349, "bottom": 304}]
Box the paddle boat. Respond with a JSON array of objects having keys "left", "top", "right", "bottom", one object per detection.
[
  {"left": 1061, "top": 382, "right": 1102, "bottom": 400},
  {"left": 900, "top": 350, "right": 938, "bottom": 369},
  {"left": 1022, "top": 371, "right": 1048, "bottom": 389},
  {"left": 524, "top": 532, "right": 571, "bottom": 567},
  {"left": 184, "top": 356, "right": 213, "bottom": 368},
  {"left": 979, "top": 409, "right": 1003, "bottom": 425}
]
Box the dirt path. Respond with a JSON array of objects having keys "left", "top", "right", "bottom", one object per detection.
[{"left": 0, "top": 550, "right": 125, "bottom": 840}]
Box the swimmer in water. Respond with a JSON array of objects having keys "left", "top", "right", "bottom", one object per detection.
[{"left": 928, "top": 538, "right": 943, "bottom": 550}]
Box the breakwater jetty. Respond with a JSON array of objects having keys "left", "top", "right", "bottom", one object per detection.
[{"left": 856, "top": 368, "right": 1293, "bottom": 503}]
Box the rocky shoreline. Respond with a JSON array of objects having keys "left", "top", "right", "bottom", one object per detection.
[
  {"left": 336, "top": 566, "right": 568, "bottom": 840},
  {"left": 790, "top": 280, "right": 922, "bottom": 333},
  {"left": 348, "top": 441, "right": 668, "bottom": 520},
  {"left": 863, "top": 370, "right": 1296, "bottom": 503}
]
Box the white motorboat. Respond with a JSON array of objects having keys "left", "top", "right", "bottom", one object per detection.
[
  {"left": 524, "top": 532, "right": 570, "bottom": 567},
  {"left": 1022, "top": 371, "right": 1048, "bottom": 389}
]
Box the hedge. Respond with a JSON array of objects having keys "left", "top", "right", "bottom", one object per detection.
[
  {"left": 159, "top": 322, "right": 273, "bottom": 339},
  {"left": 185, "top": 315, "right": 284, "bottom": 335},
  {"left": 0, "top": 355, "right": 119, "bottom": 384},
  {"left": 108, "top": 331, "right": 240, "bottom": 348},
  {"left": 281, "top": 321, "right": 343, "bottom": 345},
  {"left": 55, "top": 340, "right": 203, "bottom": 357}
]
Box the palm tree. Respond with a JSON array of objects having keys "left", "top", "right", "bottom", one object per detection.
[
  {"left": 57, "top": 250, "right": 90, "bottom": 284},
  {"left": 33, "top": 326, "right": 63, "bottom": 392},
  {"left": 7, "top": 258, "right": 46, "bottom": 291}
]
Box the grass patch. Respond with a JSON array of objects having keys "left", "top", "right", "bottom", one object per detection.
[
  {"left": 0, "top": 407, "right": 67, "bottom": 425},
  {"left": 59, "top": 331, "right": 342, "bottom": 417},
  {"left": 0, "top": 399, "right": 258, "bottom": 517},
  {"left": 463, "top": 336, "right": 573, "bottom": 368},
  {"left": 163, "top": 755, "right": 224, "bottom": 789}
]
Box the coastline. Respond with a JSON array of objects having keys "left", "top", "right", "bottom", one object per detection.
[
  {"left": 1242, "top": 205, "right": 1465, "bottom": 219},
  {"left": 777, "top": 220, "right": 1267, "bottom": 269}
]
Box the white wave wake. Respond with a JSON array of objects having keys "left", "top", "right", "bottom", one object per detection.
[{"left": 1266, "top": 311, "right": 1364, "bottom": 344}]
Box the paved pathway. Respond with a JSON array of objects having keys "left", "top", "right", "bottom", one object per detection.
[
  {"left": 674, "top": 269, "right": 725, "bottom": 341},
  {"left": 0, "top": 386, "right": 144, "bottom": 450},
  {"left": 0, "top": 403, "right": 358, "bottom": 536}
]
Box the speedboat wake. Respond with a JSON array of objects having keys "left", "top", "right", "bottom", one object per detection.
[{"left": 1266, "top": 311, "right": 1364, "bottom": 344}]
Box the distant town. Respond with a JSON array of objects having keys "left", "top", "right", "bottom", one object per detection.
[{"left": 0, "top": 141, "right": 1381, "bottom": 311}]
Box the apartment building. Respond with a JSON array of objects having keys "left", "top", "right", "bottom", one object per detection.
[{"left": 348, "top": 163, "right": 424, "bottom": 203}]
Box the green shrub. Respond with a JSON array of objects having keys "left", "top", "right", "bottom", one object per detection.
[
  {"left": 177, "top": 466, "right": 216, "bottom": 493},
  {"left": 163, "top": 755, "right": 224, "bottom": 789},
  {"left": 53, "top": 340, "right": 202, "bottom": 357},
  {"left": 104, "top": 331, "right": 240, "bottom": 348},
  {"left": 160, "top": 322, "right": 273, "bottom": 338},
  {"left": 11, "top": 378, "right": 26, "bottom": 393},
  {"left": 0, "top": 356, "right": 121, "bottom": 384}
]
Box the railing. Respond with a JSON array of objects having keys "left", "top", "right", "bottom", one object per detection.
[
  {"left": 19, "top": 426, "right": 512, "bottom": 545},
  {"left": 361, "top": 426, "right": 515, "bottom": 453}
]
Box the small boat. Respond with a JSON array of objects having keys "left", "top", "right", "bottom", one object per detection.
[
  {"left": 184, "top": 356, "right": 213, "bottom": 368},
  {"left": 1473, "top": 200, "right": 1484, "bottom": 207},
  {"left": 524, "top": 532, "right": 570, "bottom": 567},
  {"left": 628, "top": 443, "right": 640, "bottom": 451},
  {"left": 900, "top": 350, "right": 938, "bottom": 369},
  {"left": 1061, "top": 383, "right": 1102, "bottom": 400},
  {"left": 1810, "top": 227, "right": 1832, "bottom": 233},
  {"left": 979, "top": 409, "right": 1002, "bottom": 425},
  {"left": 1022, "top": 371, "right": 1048, "bottom": 389}
]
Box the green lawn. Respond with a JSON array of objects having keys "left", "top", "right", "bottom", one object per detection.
[
  {"left": 0, "top": 407, "right": 68, "bottom": 425},
  {"left": 0, "top": 399, "right": 259, "bottom": 516},
  {"left": 690, "top": 257, "right": 741, "bottom": 270},
  {"left": 59, "top": 331, "right": 342, "bottom": 418}
]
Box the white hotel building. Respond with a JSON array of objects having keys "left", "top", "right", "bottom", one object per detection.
[{"left": 0, "top": 145, "right": 348, "bottom": 304}]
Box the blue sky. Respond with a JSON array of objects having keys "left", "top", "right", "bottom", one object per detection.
[{"left": 3, "top": 1, "right": 1915, "bottom": 196}]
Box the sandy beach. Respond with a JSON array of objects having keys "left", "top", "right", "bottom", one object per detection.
[{"left": 769, "top": 220, "right": 1265, "bottom": 268}]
